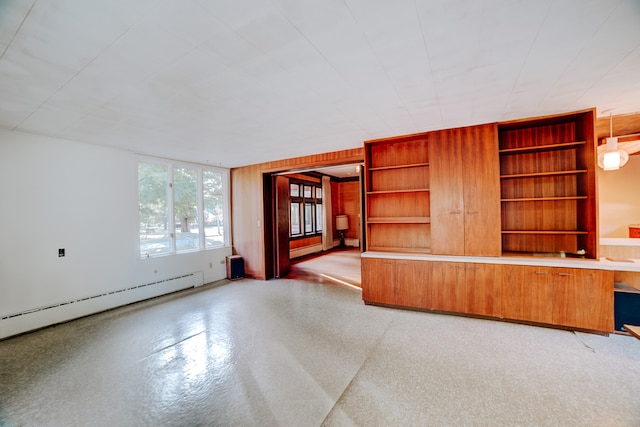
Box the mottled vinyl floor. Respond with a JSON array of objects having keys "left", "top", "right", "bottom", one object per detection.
[{"left": 1, "top": 276, "right": 639, "bottom": 426}]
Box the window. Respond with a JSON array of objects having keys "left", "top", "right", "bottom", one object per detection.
[
  {"left": 203, "top": 170, "right": 225, "bottom": 248},
  {"left": 138, "top": 159, "right": 229, "bottom": 258},
  {"left": 289, "top": 179, "right": 322, "bottom": 238}
]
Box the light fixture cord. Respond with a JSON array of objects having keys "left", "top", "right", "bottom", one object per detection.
[{"left": 610, "top": 112, "right": 613, "bottom": 138}]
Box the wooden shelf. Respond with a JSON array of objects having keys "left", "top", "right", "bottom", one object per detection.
[
  {"left": 367, "top": 216, "right": 431, "bottom": 224},
  {"left": 501, "top": 230, "right": 589, "bottom": 235},
  {"left": 500, "top": 170, "right": 587, "bottom": 179},
  {"left": 499, "top": 141, "right": 586, "bottom": 155},
  {"left": 367, "top": 188, "right": 429, "bottom": 195},
  {"left": 501, "top": 196, "right": 588, "bottom": 202},
  {"left": 369, "top": 162, "right": 429, "bottom": 171}
]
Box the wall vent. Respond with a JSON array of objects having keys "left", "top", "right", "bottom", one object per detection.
[{"left": 1, "top": 272, "right": 200, "bottom": 321}]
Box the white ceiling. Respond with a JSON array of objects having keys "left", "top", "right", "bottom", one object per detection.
[{"left": 1, "top": 0, "right": 640, "bottom": 168}]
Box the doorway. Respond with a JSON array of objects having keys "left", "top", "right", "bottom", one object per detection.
[{"left": 263, "top": 163, "right": 364, "bottom": 281}]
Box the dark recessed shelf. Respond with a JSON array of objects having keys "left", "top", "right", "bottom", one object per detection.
[
  {"left": 501, "top": 196, "right": 588, "bottom": 202},
  {"left": 367, "top": 188, "right": 430, "bottom": 195},
  {"left": 501, "top": 230, "right": 589, "bottom": 235},
  {"left": 500, "top": 170, "right": 587, "bottom": 179},
  {"left": 368, "top": 162, "right": 429, "bottom": 171},
  {"left": 499, "top": 141, "right": 586, "bottom": 155}
]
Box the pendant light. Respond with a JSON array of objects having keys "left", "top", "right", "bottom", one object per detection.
[{"left": 597, "top": 113, "right": 629, "bottom": 171}]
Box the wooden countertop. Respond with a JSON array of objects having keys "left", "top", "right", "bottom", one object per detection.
[{"left": 361, "top": 251, "right": 640, "bottom": 272}]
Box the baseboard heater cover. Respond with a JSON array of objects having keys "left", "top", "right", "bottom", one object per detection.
[{"left": 1, "top": 272, "right": 203, "bottom": 321}]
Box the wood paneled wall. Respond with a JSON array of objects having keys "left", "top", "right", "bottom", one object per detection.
[
  {"left": 231, "top": 148, "right": 363, "bottom": 279},
  {"left": 596, "top": 111, "right": 640, "bottom": 151},
  {"left": 290, "top": 236, "right": 322, "bottom": 250},
  {"left": 337, "top": 180, "right": 361, "bottom": 240}
]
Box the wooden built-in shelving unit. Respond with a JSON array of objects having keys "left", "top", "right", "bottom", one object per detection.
[
  {"left": 364, "top": 134, "right": 431, "bottom": 253},
  {"left": 361, "top": 108, "right": 608, "bottom": 333},
  {"left": 498, "top": 109, "right": 598, "bottom": 258}
]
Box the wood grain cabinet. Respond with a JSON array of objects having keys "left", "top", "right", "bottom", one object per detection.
[
  {"left": 429, "top": 262, "right": 502, "bottom": 316},
  {"left": 502, "top": 265, "right": 613, "bottom": 331},
  {"left": 361, "top": 257, "right": 431, "bottom": 308},
  {"left": 361, "top": 108, "right": 608, "bottom": 334},
  {"left": 429, "top": 262, "right": 467, "bottom": 312},
  {"left": 429, "top": 124, "right": 501, "bottom": 256},
  {"left": 465, "top": 263, "right": 503, "bottom": 317}
]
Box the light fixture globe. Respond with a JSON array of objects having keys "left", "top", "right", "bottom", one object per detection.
[{"left": 597, "top": 136, "right": 630, "bottom": 171}]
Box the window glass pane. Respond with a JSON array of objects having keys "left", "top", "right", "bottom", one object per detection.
[
  {"left": 315, "top": 187, "right": 322, "bottom": 199},
  {"left": 304, "top": 202, "right": 313, "bottom": 233},
  {"left": 290, "top": 183, "right": 299, "bottom": 197},
  {"left": 316, "top": 203, "right": 323, "bottom": 231},
  {"left": 291, "top": 202, "right": 301, "bottom": 235},
  {"left": 138, "top": 162, "right": 171, "bottom": 257},
  {"left": 303, "top": 185, "right": 312, "bottom": 198},
  {"left": 174, "top": 167, "right": 199, "bottom": 252},
  {"left": 204, "top": 170, "right": 224, "bottom": 248}
]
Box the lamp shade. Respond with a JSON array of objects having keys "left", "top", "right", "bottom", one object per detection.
[
  {"left": 597, "top": 137, "right": 630, "bottom": 171},
  {"left": 336, "top": 214, "right": 349, "bottom": 231}
]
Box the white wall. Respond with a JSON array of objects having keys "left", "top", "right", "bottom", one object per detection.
[
  {"left": 0, "top": 130, "right": 230, "bottom": 339},
  {"left": 598, "top": 155, "right": 640, "bottom": 237}
]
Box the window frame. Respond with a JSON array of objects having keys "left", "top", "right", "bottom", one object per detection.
[
  {"left": 289, "top": 178, "right": 323, "bottom": 239},
  {"left": 137, "top": 156, "right": 230, "bottom": 258}
]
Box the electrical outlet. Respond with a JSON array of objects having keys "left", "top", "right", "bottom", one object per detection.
[
  {"left": 58, "top": 248, "right": 65, "bottom": 257},
  {"left": 209, "top": 262, "right": 213, "bottom": 269}
]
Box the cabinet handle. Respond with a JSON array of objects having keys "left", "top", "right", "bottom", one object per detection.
[
  {"left": 450, "top": 210, "right": 462, "bottom": 215},
  {"left": 558, "top": 273, "right": 572, "bottom": 277},
  {"left": 535, "top": 271, "right": 549, "bottom": 275}
]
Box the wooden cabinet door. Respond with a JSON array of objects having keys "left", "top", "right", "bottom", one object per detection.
[
  {"left": 461, "top": 124, "right": 501, "bottom": 256},
  {"left": 429, "top": 125, "right": 501, "bottom": 256},
  {"left": 431, "top": 262, "right": 466, "bottom": 312},
  {"left": 552, "top": 268, "right": 613, "bottom": 331},
  {"left": 466, "top": 263, "right": 502, "bottom": 317},
  {"left": 502, "top": 265, "right": 553, "bottom": 324},
  {"left": 429, "top": 129, "right": 465, "bottom": 255},
  {"left": 362, "top": 258, "right": 395, "bottom": 305},
  {"left": 395, "top": 260, "right": 432, "bottom": 309}
]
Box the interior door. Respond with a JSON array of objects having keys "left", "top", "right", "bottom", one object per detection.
[{"left": 275, "top": 175, "right": 290, "bottom": 278}]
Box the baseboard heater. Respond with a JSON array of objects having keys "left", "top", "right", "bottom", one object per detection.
[{"left": 1, "top": 272, "right": 202, "bottom": 321}]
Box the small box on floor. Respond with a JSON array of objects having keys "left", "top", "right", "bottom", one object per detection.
[{"left": 226, "top": 255, "right": 244, "bottom": 280}]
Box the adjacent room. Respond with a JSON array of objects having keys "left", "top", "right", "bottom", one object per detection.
[{"left": 1, "top": 1, "right": 640, "bottom": 425}]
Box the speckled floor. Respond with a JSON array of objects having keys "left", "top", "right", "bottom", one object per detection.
[{"left": 1, "top": 278, "right": 639, "bottom": 426}]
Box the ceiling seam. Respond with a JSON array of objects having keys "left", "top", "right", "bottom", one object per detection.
[
  {"left": 574, "top": 2, "right": 640, "bottom": 114},
  {"left": 500, "top": 1, "right": 554, "bottom": 119},
  {"left": 341, "top": 0, "right": 417, "bottom": 130},
  {"left": 272, "top": 0, "right": 393, "bottom": 135},
  {"left": 14, "top": 22, "right": 137, "bottom": 132},
  {"left": 414, "top": 0, "right": 443, "bottom": 127},
  {"left": 0, "top": 0, "right": 36, "bottom": 61},
  {"left": 538, "top": 2, "right": 620, "bottom": 113}
]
